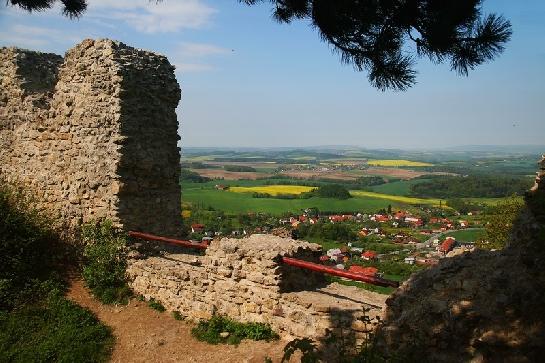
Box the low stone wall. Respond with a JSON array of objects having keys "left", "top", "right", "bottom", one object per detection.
[
  {"left": 127, "top": 234, "right": 387, "bottom": 341},
  {"left": 0, "top": 39, "right": 182, "bottom": 236}
]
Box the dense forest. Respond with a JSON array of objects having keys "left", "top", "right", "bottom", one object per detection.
[{"left": 411, "top": 175, "right": 532, "bottom": 198}]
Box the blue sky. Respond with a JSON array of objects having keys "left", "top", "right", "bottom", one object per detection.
[{"left": 1, "top": 0, "right": 544, "bottom": 149}]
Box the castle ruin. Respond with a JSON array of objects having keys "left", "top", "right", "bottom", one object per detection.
[{"left": 0, "top": 39, "right": 182, "bottom": 236}]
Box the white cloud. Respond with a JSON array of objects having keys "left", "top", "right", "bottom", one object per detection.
[
  {"left": 0, "top": 24, "right": 83, "bottom": 50},
  {"left": 177, "top": 42, "right": 229, "bottom": 57},
  {"left": 88, "top": 0, "right": 217, "bottom": 33},
  {"left": 170, "top": 41, "right": 231, "bottom": 73}
]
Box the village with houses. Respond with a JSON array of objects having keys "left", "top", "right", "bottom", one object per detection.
[{"left": 185, "top": 205, "right": 482, "bottom": 291}]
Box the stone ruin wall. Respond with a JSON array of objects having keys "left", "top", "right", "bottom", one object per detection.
[
  {"left": 127, "top": 234, "right": 387, "bottom": 342},
  {"left": 0, "top": 39, "right": 182, "bottom": 236}
]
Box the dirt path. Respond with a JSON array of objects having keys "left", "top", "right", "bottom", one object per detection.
[{"left": 67, "top": 280, "right": 287, "bottom": 363}]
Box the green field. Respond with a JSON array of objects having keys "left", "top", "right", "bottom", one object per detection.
[
  {"left": 183, "top": 182, "right": 404, "bottom": 214},
  {"left": 182, "top": 179, "right": 450, "bottom": 214},
  {"left": 443, "top": 228, "right": 485, "bottom": 242}
]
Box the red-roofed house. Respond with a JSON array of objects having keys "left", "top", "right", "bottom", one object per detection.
[
  {"left": 361, "top": 250, "right": 378, "bottom": 260},
  {"left": 358, "top": 229, "right": 370, "bottom": 237},
  {"left": 329, "top": 215, "right": 351, "bottom": 223},
  {"left": 372, "top": 214, "right": 390, "bottom": 223},
  {"left": 439, "top": 237, "right": 456, "bottom": 255}
]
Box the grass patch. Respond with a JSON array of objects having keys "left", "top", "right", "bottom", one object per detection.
[
  {"left": 443, "top": 228, "right": 485, "bottom": 242},
  {"left": 172, "top": 311, "right": 184, "bottom": 320},
  {"left": 0, "top": 290, "right": 113, "bottom": 363},
  {"left": 191, "top": 315, "right": 278, "bottom": 345},
  {"left": 148, "top": 298, "right": 166, "bottom": 312}
]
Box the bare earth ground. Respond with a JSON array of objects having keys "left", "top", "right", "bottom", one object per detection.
[
  {"left": 280, "top": 168, "right": 423, "bottom": 180},
  {"left": 280, "top": 170, "right": 360, "bottom": 181},
  {"left": 67, "top": 280, "right": 287, "bottom": 363}
]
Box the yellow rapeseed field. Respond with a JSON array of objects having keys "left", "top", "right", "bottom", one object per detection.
[
  {"left": 350, "top": 191, "right": 445, "bottom": 206},
  {"left": 229, "top": 185, "right": 315, "bottom": 195},
  {"left": 367, "top": 159, "right": 433, "bottom": 167}
]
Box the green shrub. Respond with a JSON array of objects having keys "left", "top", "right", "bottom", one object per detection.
[
  {"left": 148, "top": 298, "right": 166, "bottom": 312},
  {"left": 81, "top": 221, "right": 132, "bottom": 304},
  {"left": 191, "top": 315, "right": 278, "bottom": 345}
]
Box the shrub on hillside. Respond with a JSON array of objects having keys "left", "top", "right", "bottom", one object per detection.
[{"left": 82, "top": 221, "right": 132, "bottom": 304}]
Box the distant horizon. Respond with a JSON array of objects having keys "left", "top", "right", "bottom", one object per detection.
[{"left": 182, "top": 144, "right": 545, "bottom": 151}]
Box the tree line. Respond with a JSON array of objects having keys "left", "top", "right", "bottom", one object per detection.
[{"left": 411, "top": 175, "right": 532, "bottom": 198}]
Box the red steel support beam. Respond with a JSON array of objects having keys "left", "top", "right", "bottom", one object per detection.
[
  {"left": 128, "top": 231, "right": 208, "bottom": 250},
  {"left": 282, "top": 256, "right": 399, "bottom": 288}
]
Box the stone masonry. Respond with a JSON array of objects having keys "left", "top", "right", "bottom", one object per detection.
[
  {"left": 127, "top": 234, "right": 387, "bottom": 341},
  {"left": 0, "top": 39, "right": 182, "bottom": 236}
]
